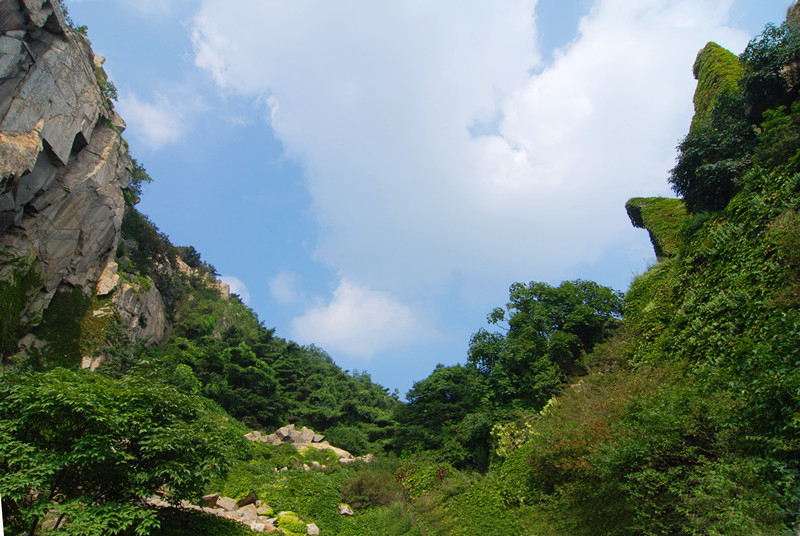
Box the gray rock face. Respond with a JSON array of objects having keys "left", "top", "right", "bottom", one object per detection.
[
  {"left": 0, "top": 0, "right": 131, "bottom": 323},
  {"left": 112, "top": 279, "right": 168, "bottom": 344}
]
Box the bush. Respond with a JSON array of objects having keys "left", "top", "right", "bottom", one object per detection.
[
  {"left": 340, "top": 463, "right": 402, "bottom": 509},
  {"left": 0, "top": 368, "right": 244, "bottom": 535}
]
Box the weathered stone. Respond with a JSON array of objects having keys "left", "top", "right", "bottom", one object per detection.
[
  {"left": 0, "top": 0, "right": 26, "bottom": 32},
  {"left": 112, "top": 279, "right": 168, "bottom": 344},
  {"left": 80, "top": 354, "right": 104, "bottom": 371},
  {"left": 216, "top": 497, "right": 238, "bottom": 512},
  {"left": 249, "top": 522, "right": 267, "bottom": 533},
  {"left": 238, "top": 503, "right": 259, "bottom": 520},
  {"left": 201, "top": 493, "right": 219, "bottom": 508},
  {"left": 312, "top": 433, "right": 325, "bottom": 442},
  {"left": 0, "top": 0, "right": 132, "bottom": 343},
  {"left": 310, "top": 441, "right": 354, "bottom": 462},
  {"left": 338, "top": 504, "right": 354, "bottom": 516},
  {"left": 297, "top": 426, "right": 315, "bottom": 444},
  {"left": 256, "top": 503, "right": 274, "bottom": 516},
  {"left": 306, "top": 523, "right": 320, "bottom": 535},
  {"left": 0, "top": 119, "right": 42, "bottom": 183},
  {"left": 237, "top": 492, "right": 258, "bottom": 508},
  {"left": 96, "top": 260, "right": 119, "bottom": 296},
  {"left": 275, "top": 424, "right": 294, "bottom": 440}
]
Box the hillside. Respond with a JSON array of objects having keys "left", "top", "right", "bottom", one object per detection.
[{"left": 2, "top": 1, "right": 800, "bottom": 535}]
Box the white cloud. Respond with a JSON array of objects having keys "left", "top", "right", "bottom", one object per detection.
[
  {"left": 290, "top": 279, "right": 419, "bottom": 359},
  {"left": 268, "top": 271, "right": 299, "bottom": 304},
  {"left": 220, "top": 275, "right": 251, "bottom": 304},
  {"left": 190, "top": 0, "right": 752, "bottom": 344},
  {"left": 116, "top": 0, "right": 192, "bottom": 17},
  {"left": 116, "top": 92, "right": 189, "bottom": 150}
]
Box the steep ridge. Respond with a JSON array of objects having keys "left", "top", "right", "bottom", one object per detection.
[{"left": 1, "top": 0, "right": 129, "bottom": 314}]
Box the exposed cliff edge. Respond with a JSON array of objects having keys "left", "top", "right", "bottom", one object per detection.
[
  {"left": 0, "top": 0, "right": 226, "bottom": 366},
  {"left": 1, "top": 0, "right": 128, "bottom": 310}
]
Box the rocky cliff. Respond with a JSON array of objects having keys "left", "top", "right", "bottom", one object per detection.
[
  {"left": 0, "top": 0, "right": 188, "bottom": 365},
  {"left": 1, "top": 0, "right": 128, "bottom": 305}
]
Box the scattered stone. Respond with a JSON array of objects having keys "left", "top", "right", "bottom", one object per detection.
[
  {"left": 238, "top": 504, "right": 259, "bottom": 520},
  {"left": 307, "top": 522, "right": 320, "bottom": 535},
  {"left": 216, "top": 497, "right": 238, "bottom": 512},
  {"left": 237, "top": 492, "right": 258, "bottom": 507},
  {"left": 249, "top": 522, "right": 267, "bottom": 533},
  {"left": 339, "top": 504, "right": 354, "bottom": 516},
  {"left": 256, "top": 503, "right": 274, "bottom": 517},
  {"left": 201, "top": 493, "right": 219, "bottom": 508}
]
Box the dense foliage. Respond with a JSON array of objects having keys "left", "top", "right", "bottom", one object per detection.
[
  {"left": 3, "top": 4, "right": 800, "bottom": 535},
  {"left": 670, "top": 14, "right": 800, "bottom": 213},
  {"left": 391, "top": 280, "right": 623, "bottom": 471},
  {"left": 0, "top": 368, "right": 244, "bottom": 535}
]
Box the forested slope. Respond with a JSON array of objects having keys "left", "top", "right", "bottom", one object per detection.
[{"left": 2, "top": 1, "right": 800, "bottom": 535}]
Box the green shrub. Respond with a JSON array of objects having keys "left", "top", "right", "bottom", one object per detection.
[
  {"left": 340, "top": 463, "right": 402, "bottom": 509},
  {"left": 154, "top": 508, "right": 251, "bottom": 536},
  {"left": 394, "top": 456, "right": 456, "bottom": 498},
  {"left": 0, "top": 254, "right": 44, "bottom": 361}
]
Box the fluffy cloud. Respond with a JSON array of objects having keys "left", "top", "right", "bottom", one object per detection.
[
  {"left": 290, "top": 279, "right": 419, "bottom": 359},
  {"left": 268, "top": 271, "right": 300, "bottom": 304},
  {"left": 116, "top": 92, "right": 189, "bottom": 150},
  {"left": 190, "top": 0, "right": 752, "bottom": 355},
  {"left": 219, "top": 275, "right": 251, "bottom": 304}
]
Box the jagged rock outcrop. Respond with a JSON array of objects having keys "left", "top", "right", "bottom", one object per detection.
[
  {"left": 0, "top": 0, "right": 131, "bottom": 317},
  {"left": 246, "top": 424, "right": 375, "bottom": 464},
  {"left": 111, "top": 278, "right": 168, "bottom": 342}
]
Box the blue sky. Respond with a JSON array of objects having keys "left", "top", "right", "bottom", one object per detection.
[{"left": 67, "top": 0, "right": 793, "bottom": 397}]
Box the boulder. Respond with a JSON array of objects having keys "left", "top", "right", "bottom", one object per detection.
[
  {"left": 338, "top": 504, "right": 354, "bottom": 516},
  {"left": 275, "top": 424, "right": 294, "bottom": 440},
  {"left": 307, "top": 523, "right": 320, "bottom": 535},
  {"left": 111, "top": 278, "right": 168, "bottom": 344},
  {"left": 237, "top": 492, "right": 258, "bottom": 507},
  {"left": 216, "top": 497, "right": 238, "bottom": 512},
  {"left": 296, "top": 426, "right": 315, "bottom": 444},
  {"left": 238, "top": 504, "right": 258, "bottom": 520},
  {"left": 201, "top": 494, "right": 219, "bottom": 508},
  {"left": 256, "top": 503, "right": 274, "bottom": 517}
]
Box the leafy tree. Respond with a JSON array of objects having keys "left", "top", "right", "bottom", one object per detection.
[
  {"left": 393, "top": 364, "right": 481, "bottom": 455},
  {"left": 469, "top": 279, "right": 622, "bottom": 409},
  {"left": 740, "top": 21, "right": 800, "bottom": 119},
  {"left": 752, "top": 100, "right": 800, "bottom": 173},
  {"left": 123, "top": 158, "right": 152, "bottom": 207},
  {"left": 669, "top": 89, "right": 755, "bottom": 213},
  {"left": 0, "top": 368, "right": 244, "bottom": 536}
]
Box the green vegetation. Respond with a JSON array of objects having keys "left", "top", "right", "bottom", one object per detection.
[
  {"left": 625, "top": 197, "right": 689, "bottom": 258},
  {"left": 391, "top": 279, "right": 622, "bottom": 472},
  {"left": 691, "top": 42, "right": 745, "bottom": 125},
  {"left": 3, "top": 4, "right": 800, "bottom": 535},
  {"left": 670, "top": 14, "right": 800, "bottom": 213},
  {"left": 0, "top": 254, "right": 44, "bottom": 361},
  {"left": 0, "top": 368, "right": 244, "bottom": 536}
]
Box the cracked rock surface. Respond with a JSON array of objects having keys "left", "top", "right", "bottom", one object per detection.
[{"left": 0, "top": 0, "right": 131, "bottom": 318}]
